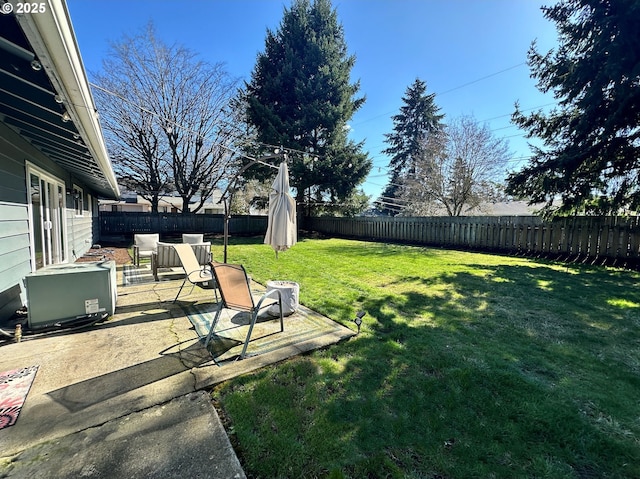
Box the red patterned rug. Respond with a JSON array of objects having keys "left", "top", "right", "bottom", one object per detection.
[{"left": 0, "top": 365, "right": 39, "bottom": 430}]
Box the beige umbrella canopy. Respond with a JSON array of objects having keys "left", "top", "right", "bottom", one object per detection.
[{"left": 264, "top": 161, "right": 297, "bottom": 257}]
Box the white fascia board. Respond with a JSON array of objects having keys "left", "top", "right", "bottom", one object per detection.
[{"left": 15, "top": 0, "right": 120, "bottom": 199}]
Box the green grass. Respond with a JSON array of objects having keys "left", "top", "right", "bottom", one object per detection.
[{"left": 210, "top": 237, "right": 640, "bottom": 478}]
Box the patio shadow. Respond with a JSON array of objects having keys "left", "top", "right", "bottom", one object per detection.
[{"left": 47, "top": 340, "right": 210, "bottom": 413}]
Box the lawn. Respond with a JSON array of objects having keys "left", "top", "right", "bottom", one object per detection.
[{"left": 210, "top": 237, "right": 640, "bottom": 479}]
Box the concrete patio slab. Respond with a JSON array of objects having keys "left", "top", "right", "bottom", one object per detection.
[{"left": 0, "top": 264, "right": 355, "bottom": 478}]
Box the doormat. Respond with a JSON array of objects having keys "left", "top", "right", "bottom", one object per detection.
[
  {"left": 122, "top": 264, "right": 183, "bottom": 286},
  {"left": 122, "top": 264, "right": 151, "bottom": 286},
  {"left": 0, "top": 365, "right": 39, "bottom": 430}
]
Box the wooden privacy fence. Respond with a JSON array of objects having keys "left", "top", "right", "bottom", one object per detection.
[
  {"left": 99, "top": 212, "right": 268, "bottom": 239},
  {"left": 100, "top": 212, "right": 640, "bottom": 267},
  {"left": 307, "top": 216, "right": 640, "bottom": 267}
]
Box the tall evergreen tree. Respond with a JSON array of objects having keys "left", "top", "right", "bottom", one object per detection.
[
  {"left": 506, "top": 0, "right": 640, "bottom": 215},
  {"left": 377, "top": 78, "right": 444, "bottom": 215},
  {"left": 244, "top": 0, "right": 371, "bottom": 214}
]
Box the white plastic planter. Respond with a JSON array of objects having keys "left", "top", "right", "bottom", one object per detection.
[{"left": 266, "top": 280, "right": 299, "bottom": 316}]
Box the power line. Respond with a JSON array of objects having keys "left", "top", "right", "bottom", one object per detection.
[
  {"left": 361, "top": 101, "right": 557, "bottom": 167},
  {"left": 352, "top": 62, "right": 527, "bottom": 127},
  {"left": 490, "top": 124, "right": 519, "bottom": 132},
  {"left": 363, "top": 154, "right": 533, "bottom": 197},
  {"left": 367, "top": 173, "right": 391, "bottom": 178},
  {"left": 479, "top": 102, "right": 557, "bottom": 123},
  {"left": 437, "top": 63, "right": 526, "bottom": 96},
  {"left": 503, "top": 132, "right": 527, "bottom": 140}
]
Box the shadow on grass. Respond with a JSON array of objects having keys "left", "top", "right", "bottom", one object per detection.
[{"left": 217, "top": 257, "right": 640, "bottom": 478}]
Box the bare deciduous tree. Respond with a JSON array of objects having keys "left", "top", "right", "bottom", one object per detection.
[
  {"left": 94, "top": 24, "right": 239, "bottom": 212},
  {"left": 94, "top": 69, "right": 169, "bottom": 211},
  {"left": 228, "top": 179, "right": 271, "bottom": 214},
  {"left": 400, "top": 115, "right": 510, "bottom": 216}
]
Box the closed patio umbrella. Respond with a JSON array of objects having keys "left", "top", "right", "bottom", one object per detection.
[{"left": 264, "top": 161, "right": 297, "bottom": 257}]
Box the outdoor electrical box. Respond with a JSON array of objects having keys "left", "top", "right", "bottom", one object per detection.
[{"left": 24, "top": 261, "right": 116, "bottom": 329}]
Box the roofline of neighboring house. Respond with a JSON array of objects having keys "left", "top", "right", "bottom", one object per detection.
[{"left": 15, "top": 0, "right": 120, "bottom": 199}]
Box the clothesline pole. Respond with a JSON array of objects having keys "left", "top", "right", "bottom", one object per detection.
[{"left": 219, "top": 154, "right": 282, "bottom": 263}]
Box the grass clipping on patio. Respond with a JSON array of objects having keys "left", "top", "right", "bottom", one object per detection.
[{"left": 211, "top": 238, "right": 640, "bottom": 478}]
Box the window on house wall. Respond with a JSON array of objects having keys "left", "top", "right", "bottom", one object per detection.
[{"left": 73, "top": 185, "right": 84, "bottom": 216}]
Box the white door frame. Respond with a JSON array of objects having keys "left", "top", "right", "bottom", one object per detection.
[{"left": 25, "top": 162, "right": 68, "bottom": 270}]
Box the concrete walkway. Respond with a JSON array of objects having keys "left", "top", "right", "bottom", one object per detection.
[{"left": 0, "top": 264, "right": 355, "bottom": 478}]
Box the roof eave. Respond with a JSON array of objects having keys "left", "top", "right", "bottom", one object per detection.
[{"left": 15, "top": 0, "right": 120, "bottom": 199}]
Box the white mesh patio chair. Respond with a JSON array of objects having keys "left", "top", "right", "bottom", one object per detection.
[
  {"left": 182, "top": 233, "right": 204, "bottom": 244},
  {"left": 133, "top": 233, "right": 159, "bottom": 266},
  {"left": 173, "top": 243, "right": 218, "bottom": 303},
  {"left": 153, "top": 242, "right": 211, "bottom": 281}
]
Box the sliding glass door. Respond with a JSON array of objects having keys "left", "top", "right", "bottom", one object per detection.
[{"left": 27, "top": 165, "right": 67, "bottom": 270}]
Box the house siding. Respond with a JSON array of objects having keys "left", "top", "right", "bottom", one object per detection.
[
  {"left": 0, "top": 128, "right": 102, "bottom": 321},
  {"left": 0, "top": 150, "right": 27, "bottom": 205},
  {"left": 67, "top": 211, "right": 94, "bottom": 260},
  {"left": 0, "top": 130, "right": 32, "bottom": 319},
  {"left": 1, "top": 7, "right": 120, "bottom": 324},
  {"left": 0, "top": 202, "right": 32, "bottom": 319}
]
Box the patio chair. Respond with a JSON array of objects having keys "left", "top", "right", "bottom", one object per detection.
[
  {"left": 182, "top": 233, "right": 204, "bottom": 244},
  {"left": 133, "top": 233, "right": 159, "bottom": 266},
  {"left": 205, "top": 262, "right": 284, "bottom": 360},
  {"left": 153, "top": 241, "right": 211, "bottom": 281},
  {"left": 173, "top": 243, "right": 218, "bottom": 303}
]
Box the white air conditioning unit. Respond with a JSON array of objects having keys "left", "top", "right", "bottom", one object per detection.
[{"left": 24, "top": 261, "right": 116, "bottom": 329}]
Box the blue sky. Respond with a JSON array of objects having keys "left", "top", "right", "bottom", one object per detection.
[{"left": 67, "top": 0, "right": 559, "bottom": 200}]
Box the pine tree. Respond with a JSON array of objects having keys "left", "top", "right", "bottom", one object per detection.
[
  {"left": 245, "top": 0, "right": 371, "bottom": 214},
  {"left": 506, "top": 0, "right": 640, "bottom": 215},
  {"left": 378, "top": 78, "right": 444, "bottom": 215}
]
